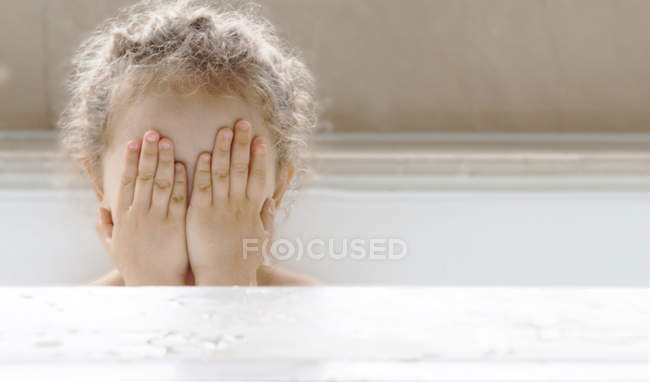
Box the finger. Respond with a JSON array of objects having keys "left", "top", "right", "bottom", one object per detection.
[
  {"left": 151, "top": 138, "right": 175, "bottom": 215},
  {"left": 261, "top": 197, "right": 275, "bottom": 234},
  {"left": 229, "top": 120, "right": 252, "bottom": 201},
  {"left": 191, "top": 152, "right": 212, "bottom": 207},
  {"left": 211, "top": 127, "right": 233, "bottom": 203},
  {"left": 133, "top": 130, "right": 159, "bottom": 211},
  {"left": 169, "top": 162, "right": 188, "bottom": 219},
  {"left": 116, "top": 140, "right": 140, "bottom": 213},
  {"left": 247, "top": 136, "right": 267, "bottom": 204}
]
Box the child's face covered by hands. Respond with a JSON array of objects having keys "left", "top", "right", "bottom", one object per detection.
[
  {"left": 102, "top": 89, "right": 278, "bottom": 206},
  {"left": 95, "top": 89, "right": 289, "bottom": 285}
]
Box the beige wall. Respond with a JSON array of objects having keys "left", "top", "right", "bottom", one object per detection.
[{"left": 0, "top": 0, "right": 648, "bottom": 132}]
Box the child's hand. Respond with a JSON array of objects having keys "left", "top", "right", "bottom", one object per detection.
[
  {"left": 96, "top": 131, "right": 189, "bottom": 285},
  {"left": 186, "top": 120, "right": 275, "bottom": 285}
]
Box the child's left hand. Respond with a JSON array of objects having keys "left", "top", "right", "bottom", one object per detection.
[{"left": 185, "top": 120, "right": 275, "bottom": 285}]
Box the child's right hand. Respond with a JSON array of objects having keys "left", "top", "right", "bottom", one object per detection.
[{"left": 95, "top": 130, "right": 189, "bottom": 285}]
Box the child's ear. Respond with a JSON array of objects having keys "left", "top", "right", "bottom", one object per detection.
[
  {"left": 82, "top": 159, "right": 104, "bottom": 203},
  {"left": 272, "top": 162, "right": 295, "bottom": 207}
]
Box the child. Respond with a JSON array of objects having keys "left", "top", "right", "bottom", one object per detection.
[{"left": 58, "top": 0, "right": 319, "bottom": 286}]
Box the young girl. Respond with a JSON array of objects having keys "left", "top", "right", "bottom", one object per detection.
[{"left": 58, "top": 0, "right": 319, "bottom": 286}]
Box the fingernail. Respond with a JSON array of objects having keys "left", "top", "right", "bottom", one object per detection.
[
  {"left": 257, "top": 140, "right": 266, "bottom": 154},
  {"left": 200, "top": 153, "right": 211, "bottom": 162},
  {"left": 237, "top": 120, "right": 250, "bottom": 131},
  {"left": 222, "top": 129, "right": 233, "bottom": 141},
  {"left": 146, "top": 131, "right": 159, "bottom": 142},
  {"left": 127, "top": 141, "right": 140, "bottom": 151},
  {"left": 159, "top": 139, "right": 172, "bottom": 150},
  {"left": 175, "top": 163, "right": 184, "bottom": 172},
  {"left": 97, "top": 207, "right": 106, "bottom": 223}
]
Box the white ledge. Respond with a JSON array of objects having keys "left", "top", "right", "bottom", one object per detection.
[
  {"left": 0, "top": 287, "right": 646, "bottom": 381},
  {"left": 1, "top": 131, "right": 650, "bottom": 191}
]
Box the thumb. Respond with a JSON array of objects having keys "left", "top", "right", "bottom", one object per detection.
[
  {"left": 259, "top": 198, "right": 276, "bottom": 265},
  {"left": 95, "top": 207, "right": 114, "bottom": 251},
  {"left": 260, "top": 197, "right": 275, "bottom": 235}
]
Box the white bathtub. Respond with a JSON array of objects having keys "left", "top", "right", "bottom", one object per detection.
[
  {"left": 0, "top": 132, "right": 647, "bottom": 380},
  {"left": 1, "top": 131, "right": 648, "bottom": 286},
  {"left": 0, "top": 185, "right": 647, "bottom": 286}
]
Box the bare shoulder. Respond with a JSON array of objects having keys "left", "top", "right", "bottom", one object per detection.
[
  {"left": 89, "top": 266, "right": 320, "bottom": 286},
  {"left": 256, "top": 265, "right": 322, "bottom": 286},
  {"left": 89, "top": 269, "right": 125, "bottom": 286}
]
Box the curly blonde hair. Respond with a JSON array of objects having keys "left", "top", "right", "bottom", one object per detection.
[{"left": 58, "top": 0, "right": 316, "bottom": 188}]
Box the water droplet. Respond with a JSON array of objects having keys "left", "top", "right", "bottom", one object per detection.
[
  {"left": 163, "top": 331, "right": 187, "bottom": 344},
  {"left": 200, "top": 337, "right": 227, "bottom": 351},
  {"left": 34, "top": 340, "right": 62, "bottom": 348},
  {"left": 47, "top": 303, "right": 64, "bottom": 312},
  {"left": 199, "top": 333, "right": 245, "bottom": 352},
  {"left": 274, "top": 313, "right": 297, "bottom": 323},
  {"left": 245, "top": 288, "right": 270, "bottom": 295},
  {"left": 168, "top": 298, "right": 184, "bottom": 307}
]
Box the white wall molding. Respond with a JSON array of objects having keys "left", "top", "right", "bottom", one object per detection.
[{"left": 2, "top": 131, "right": 650, "bottom": 190}]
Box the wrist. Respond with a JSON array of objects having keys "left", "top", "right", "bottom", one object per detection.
[{"left": 121, "top": 267, "right": 187, "bottom": 286}]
